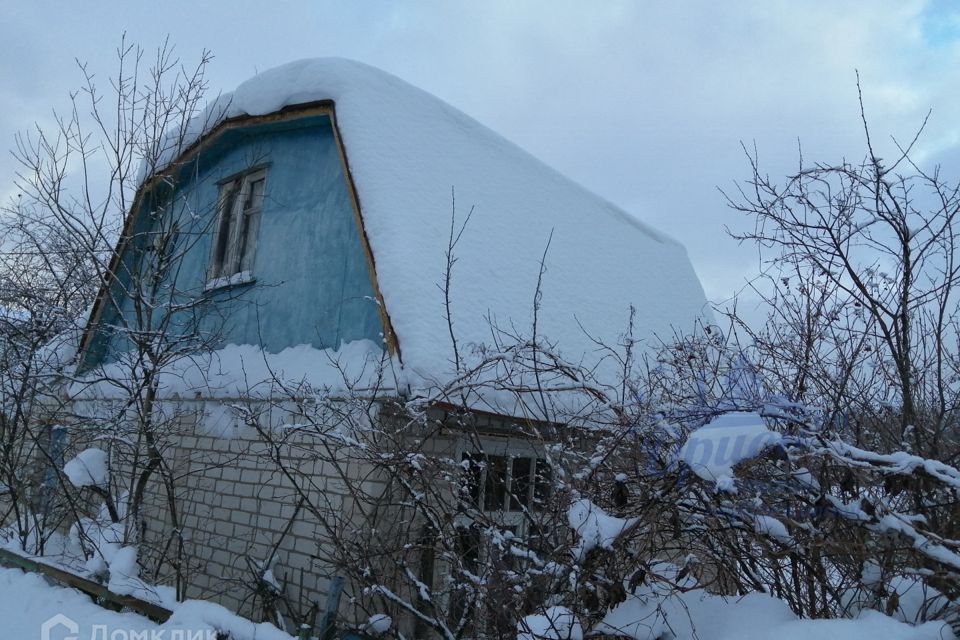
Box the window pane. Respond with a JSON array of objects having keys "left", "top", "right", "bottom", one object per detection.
[
  {"left": 461, "top": 453, "right": 482, "bottom": 508},
  {"left": 236, "top": 209, "right": 253, "bottom": 271},
  {"left": 452, "top": 525, "right": 481, "bottom": 630},
  {"left": 484, "top": 455, "right": 508, "bottom": 511},
  {"left": 509, "top": 457, "right": 532, "bottom": 511},
  {"left": 456, "top": 524, "right": 481, "bottom": 573},
  {"left": 236, "top": 175, "right": 264, "bottom": 272},
  {"left": 533, "top": 460, "right": 552, "bottom": 510},
  {"left": 245, "top": 177, "right": 265, "bottom": 211},
  {"left": 212, "top": 185, "right": 239, "bottom": 276}
]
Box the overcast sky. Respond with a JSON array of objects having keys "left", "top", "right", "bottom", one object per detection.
[{"left": 3, "top": 0, "right": 960, "bottom": 306}]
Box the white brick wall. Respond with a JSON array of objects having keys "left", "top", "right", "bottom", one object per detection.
[
  {"left": 45, "top": 398, "right": 549, "bottom": 636},
  {"left": 56, "top": 397, "right": 386, "bottom": 624}
]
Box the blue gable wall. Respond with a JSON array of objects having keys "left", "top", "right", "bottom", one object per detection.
[{"left": 84, "top": 113, "right": 384, "bottom": 368}]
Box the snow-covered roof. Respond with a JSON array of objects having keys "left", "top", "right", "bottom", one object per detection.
[{"left": 161, "top": 58, "right": 711, "bottom": 386}]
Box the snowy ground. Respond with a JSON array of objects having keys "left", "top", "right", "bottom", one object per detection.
[
  {"left": 0, "top": 567, "right": 293, "bottom": 640},
  {"left": 590, "top": 588, "right": 956, "bottom": 640},
  {"left": 2, "top": 562, "right": 954, "bottom": 640}
]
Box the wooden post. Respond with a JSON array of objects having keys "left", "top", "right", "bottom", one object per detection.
[
  {"left": 317, "top": 575, "right": 345, "bottom": 640},
  {"left": 0, "top": 547, "right": 173, "bottom": 622}
]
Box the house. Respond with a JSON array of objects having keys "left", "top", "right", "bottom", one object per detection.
[{"left": 69, "top": 58, "right": 710, "bottom": 633}]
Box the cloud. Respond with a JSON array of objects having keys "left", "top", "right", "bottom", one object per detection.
[{"left": 2, "top": 0, "right": 959, "bottom": 304}]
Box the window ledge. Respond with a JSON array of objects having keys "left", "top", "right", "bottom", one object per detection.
[{"left": 204, "top": 270, "right": 256, "bottom": 292}]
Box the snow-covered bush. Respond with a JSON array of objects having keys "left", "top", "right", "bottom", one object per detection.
[
  {"left": 517, "top": 606, "right": 582, "bottom": 640},
  {"left": 235, "top": 326, "right": 959, "bottom": 639},
  {"left": 63, "top": 447, "right": 109, "bottom": 488}
]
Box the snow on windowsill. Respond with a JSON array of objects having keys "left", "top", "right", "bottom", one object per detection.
[{"left": 204, "top": 270, "right": 255, "bottom": 292}]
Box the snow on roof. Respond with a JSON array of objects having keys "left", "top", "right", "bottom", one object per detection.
[{"left": 165, "top": 58, "right": 711, "bottom": 386}]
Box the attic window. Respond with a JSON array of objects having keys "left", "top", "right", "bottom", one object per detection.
[{"left": 207, "top": 168, "right": 266, "bottom": 288}]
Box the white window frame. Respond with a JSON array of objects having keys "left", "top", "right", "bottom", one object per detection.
[
  {"left": 458, "top": 437, "right": 552, "bottom": 532},
  {"left": 448, "top": 437, "right": 555, "bottom": 636},
  {"left": 206, "top": 168, "right": 267, "bottom": 289}
]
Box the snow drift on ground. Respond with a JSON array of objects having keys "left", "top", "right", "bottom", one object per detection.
[
  {"left": 517, "top": 606, "right": 583, "bottom": 640},
  {"left": 0, "top": 567, "right": 294, "bottom": 640},
  {"left": 594, "top": 587, "right": 955, "bottom": 640},
  {"left": 150, "top": 57, "right": 710, "bottom": 389},
  {"left": 1, "top": 554, "right": 952, "bottom": 640}
]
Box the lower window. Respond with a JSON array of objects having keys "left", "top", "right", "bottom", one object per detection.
[{"left": 461, "top": 451, "right": 552, "bottom": 513}]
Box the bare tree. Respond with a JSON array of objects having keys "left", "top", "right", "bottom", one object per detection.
[
  {"left": 698, "top": 81, "right": 960, "bottom": 622},
  {"left": 724, "top": 82, "right": 960, "bottom": 457},
  {"left": 0, "top": 37, "right": 254, "bottom": 603}
]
